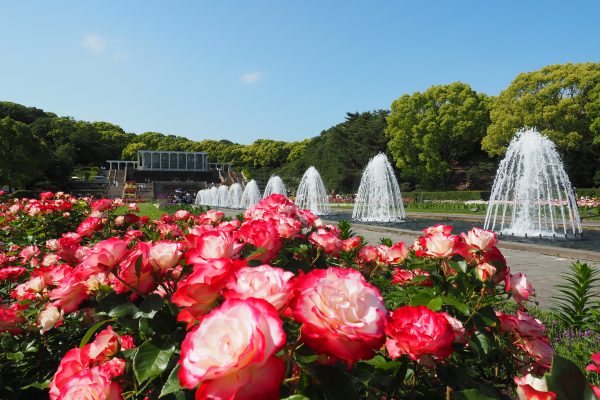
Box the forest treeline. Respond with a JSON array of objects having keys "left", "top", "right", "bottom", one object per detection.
[{"left": 1, "top": 62, "right": 599, "bottom": 193}]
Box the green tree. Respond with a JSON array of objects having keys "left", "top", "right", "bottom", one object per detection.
[
  {"left": 279, "top": 111, "right": 390, "bottom": 192},
  {"left": 0, "top": 117, "right": 47, "bottom": 190},
  {"left": 241, "top": 139, "right": 290, "bottom": 168},
  {"left": 121, "top": 142, "right": 147, "bottom": 160},
  {"left": 483, "top": 63, "right": 600, "bottom": 187},
  {"left": 385, "top": 82, "right": 491, "bottom": 189}
]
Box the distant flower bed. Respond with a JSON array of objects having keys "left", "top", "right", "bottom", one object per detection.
[{"left": 0, "top": 191, "right": 598, "bottom": 399}]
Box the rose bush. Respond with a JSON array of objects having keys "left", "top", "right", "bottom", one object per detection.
[{"left": 0, "top": 191, "right": 597, "bottom": 399}]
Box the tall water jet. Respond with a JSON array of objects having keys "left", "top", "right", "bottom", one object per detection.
[
  {"left": 240, "top": 180, "right": 261, "bottom": 208},
  {"left": 352, "top": 153, "right": 405, "bottom": 222},
  {"left": 484, "top": 129, "right": 582, "bottom": 237},
  {"left": 208, "top": 186, "right": 218, "bottom": 206},
  {"left": 295, "top": 166, "right": 331, "bottom": 215},
  {"left": 263, "top": 175, "right": 287, "bottom": 198},
  {"left": 217, "top": 185, "right": 229, "bottom": 207},
  {"left": 226, "top": 183, "right": 244, "bottom": 208}
]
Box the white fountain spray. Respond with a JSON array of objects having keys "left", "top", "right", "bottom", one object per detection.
[
  {"left": 263, "top": 175, "right": 287, "bottom": 198},
  {"left": 226, "top": 183, "right": 244, "bottom": 208},
  {"left": 240, "top": 180, "right": 262, "bottom": 208},
  {"left": 217, "top": 185, "right": 229, "bottom": 207},
  {"left": 195, "top": 187, "right": 219, "bottom": 206},
  {"left": 352, "top": 153, "right": 405, "bottom": 222},
  {"left": 295, "top": 166, "right": 331, "bottom": 215},
  {"left": 484, "top": 128, "right": 582, "bottom": 237}
]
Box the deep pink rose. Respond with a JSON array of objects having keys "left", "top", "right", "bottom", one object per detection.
[
  {"left": 385, "top": 305, "right": 455, "bottom": 365},
  {"left": 76, "top": 217, "right": 104, "bottom": 237},
  {"left": 358, "top": 245, "right": 380, "bottom": 263},
  {"left": 391, "top": 268, "right": 432, "bottom": 286},
  {"left": 384, "top": 242, "right": 409, "bottom": 264},
  {"left": 520, "top": 337, "right": 553, "bottom": 373},
  {"left": 49, "top": 274, "right": 88, "bottom": 314},
  {"left": 290, "top": 267, "right": 386, "bottom": 366},
  {"left": 223, "top": 265, "right": 295, "bottom": 312},
  {"left": 83, "top": 238, "right": 129, "bottom": 271},
  {"left": 497, "top": 311, "right": 546, "bottom": 339},
  {"left": 238, "top": 219, "right": 282, "bottom": 262},
  {"left": 112, "top": 242, "right": 156, "bottom": 296},
  {"left": 586, "top": 352, "right": 600, "bottom": 374},
  {"left": 0, "top": 303, "right": 26, "bottom": 334},
  {"left": 178, "top": 298, "right": 285, "bottom": 400},
  {"left": 91, "top": 199, "right": 114, "bottom": 212},
  {"left": 185, "top": 230, "right": 243, "bottom": 262},
  {"left": 342, "top": 236, "right": 361, "bottom": 252},
  {"left": 509, "top": 272, "right": 536, "bottom": 305},
  {"left": 173, "top": 209, "right": 191, "bottom": 220},
  {"left": 172, "top": 258, "right": 246, "bottom": 324},
  {"left": 0, "top": 266, "right": 27, "bottom": 281},
  {"left": 309, "top": 228, "right": 342, "bottom": 255}
]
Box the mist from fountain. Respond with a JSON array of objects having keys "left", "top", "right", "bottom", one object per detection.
[
  {"left": 240, "top": 180, "right": 262, "bottom": 208},
  {"left": 226, "top": 183, "right": 244, "bottom": 208},
  {"left": 263, "top": 175, "right": 287, "bottom": 198},
  {"left": 484, "top": 128, "right": 582, "bottom": 237},
  {"left": 352, "top": 153, "right": 405, "bottom": 222},
  {"left": 295, "top": 166, "right": 331, "bottom": 215}
]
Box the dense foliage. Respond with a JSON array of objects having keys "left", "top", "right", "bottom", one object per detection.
[
  {"left": 2, "top": 62, "right": 600, "bottom": 193},
  {"left": 0, "top": 192, "right": 599, "bottom": 399},
  {"left": 385, "top": 82, "right": 491, "bottom": 188},
  {"left": 482, "top": 63, "right": 600, "bottom": 187}
]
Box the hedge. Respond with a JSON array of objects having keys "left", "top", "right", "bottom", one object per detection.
[{"left": 402, "top": 191, "right": 490, "bottom": 202}]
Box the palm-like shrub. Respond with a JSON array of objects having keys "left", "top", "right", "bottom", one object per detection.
[{"left": 552, "top": 261, "right": 600, "bottom": 330}]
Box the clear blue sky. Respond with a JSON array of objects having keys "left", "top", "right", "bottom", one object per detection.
[{"left": 1, "top": 1, "right": 599, "bottom": 144}]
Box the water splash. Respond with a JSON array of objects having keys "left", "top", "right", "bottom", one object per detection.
[
  {"left": 295, "top": 166, "right": 331, "bottom": 215},
  {"left": 263, "top": 175, "right": 287, "bottom": 198},
  {"left": 217, "top": 186, "right": 229, "bottom": 207},
  {"left": 484, "top": 128, "right": 582, "bottom": 237},
  {"left": 352, "top": 153, "right": 405, "bottom": 222},
  {"left": 226, "top": 183, "right": 244, "bottom": 208},
  {"left": 240, "top": 180, "right": 262, "bottom": 208},
  {"left": 195, "top": 186, "right": 219, "bottom": 206}
]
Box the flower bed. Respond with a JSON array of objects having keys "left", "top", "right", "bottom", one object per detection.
[{"left": 0, "top": 191, "right": 598, "bottom": 399}]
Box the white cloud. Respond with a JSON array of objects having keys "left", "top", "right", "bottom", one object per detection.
[
  {"left": 241, "top": 71, "right": 263, "bottom": 84},
  {"left": 82, "top": 34, "right": 108, "bottom": 52}
]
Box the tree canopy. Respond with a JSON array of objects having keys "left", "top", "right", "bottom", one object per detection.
[
  {"left": 1, "top": 61, "right": 600, "bottom": 192},
  {"left": 385, "top": 82, "right": 491, "bottom": 189},
  {"left": 0, "top": 117, "right": 46, "bottom": 190},
  {"left": 483, "top": 63, "right": 600, "bottom": 186}
]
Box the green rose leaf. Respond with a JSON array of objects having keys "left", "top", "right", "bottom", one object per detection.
[
  {"left": 159, "top": 365, "right": 182, "bottom": 398},
  {"left": 133, "top": 341, "right": 175, "bottom": 384}
]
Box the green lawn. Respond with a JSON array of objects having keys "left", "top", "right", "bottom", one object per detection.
[{"left": 114, "top": 202, "right": 168, "bottom": 220}]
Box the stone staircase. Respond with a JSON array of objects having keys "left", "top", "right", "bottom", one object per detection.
[{"left": 106, "top": 169, "right": 126, "bottom": 198}]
